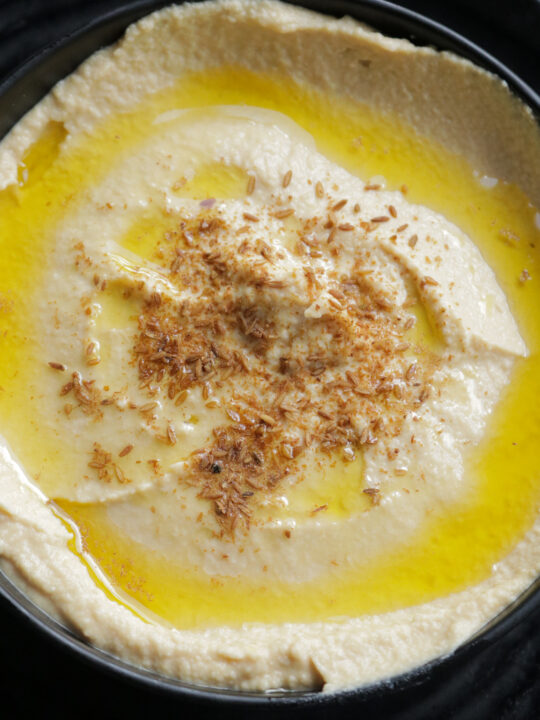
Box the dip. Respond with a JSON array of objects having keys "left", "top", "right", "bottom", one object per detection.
[{"left": 0, "top": 0, "right": 539, "bottom": 693}]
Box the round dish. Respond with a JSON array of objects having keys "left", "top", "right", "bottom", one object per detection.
[{"left": 0, "top": 4, "right": 536, "bottom": 708}]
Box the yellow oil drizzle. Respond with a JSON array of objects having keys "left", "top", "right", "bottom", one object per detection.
[
  {"left": 119, "top": 208, "right": 177, "bottom": 260},
  {"left": 0, "top": 66, "right": 539, "bottom": 628},
  {"left": 258, "top": 453, "right": 369, "bottom": 521},
  {"left": 16, "top": 121, "right": 67, "bottom": 188},
  {"left": 52, "top": 503, "right": 147, "bottom": 616},
  {"left": 408, "top": 293, "right": 446, "bottom": 354},
  {"left": 0, "top": 121, "right": 80, "bottom": 499},
  {"left": 173, "top": 161, "right": 249, "bottom": 200},
  {"left": 94, "top": 281, "right": 140, "bottom": 332},
  {"left": 118, "top": 162, "right": 249, "bottom": 260}
]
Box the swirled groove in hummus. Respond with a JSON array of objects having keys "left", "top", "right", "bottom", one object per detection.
[{"left": 0, "top": 0, "right": 539, "bottom": 693}]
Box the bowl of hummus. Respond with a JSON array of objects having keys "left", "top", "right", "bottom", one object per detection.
[{"left": 0, "top": 0, "right": 539, "bottom": 707}]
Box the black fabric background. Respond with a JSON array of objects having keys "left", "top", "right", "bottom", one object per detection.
[{"left": 0, "top": 2, "right": 539, "bottom": 718}]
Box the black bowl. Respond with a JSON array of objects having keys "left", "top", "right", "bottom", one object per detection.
[{"left": 0, "top": 1, "right": 539, "bottom": 717}]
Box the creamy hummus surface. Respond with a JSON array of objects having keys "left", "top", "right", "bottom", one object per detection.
[{"left": 0, "top": 0, "right": 540, "bottom": 693}]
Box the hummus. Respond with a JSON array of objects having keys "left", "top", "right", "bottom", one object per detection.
[{"left": 0, "top": 0, "right": 540, "bottom": 693}]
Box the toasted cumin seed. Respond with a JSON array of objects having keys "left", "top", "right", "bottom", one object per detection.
[
  {"left": 377, "top": 381, "right": 394, "bottom": 395},
  {"left": 247, "top": 175, "right": 256, "bottom": 195},
  {"left": 388, "top": 205, "right": 397, "bottom": 218},
  {"left": 311, "top": 504, "right": 328, "bottom": 514},
  {"left": 237, "top": 353, "right": 250, "bottom": 372},
  {"left": 317, "top": 409, "right": 332, "bottom": 420},
  {"left": 397, "top": 223, "right": 409, "bottom": 233},
  {"left": 114, "top": 465, "right": 126, "bottom": 483},
  {"left": 251, "top": 451, "right": 264, "bottom": 466},
  {"left": 301, "top": 234, "right": 318, "bottom": 248},
  {"left": 332, "top": 199, "right": 348, "bottom": 211},
  {"left": 60, "top": 381, "right": 74, "bottom": 396},
  {"left": 280, "top": 403, "right": 296, "bottom": 413},
  {"left": 202, "top": 382, "right": 211, "bottom": 400},
  {"left": 329, "top": 288, "right": 345, "bottom": 300},
  {"left": 406, "top": 363, "right": 417, "bottom": 381},
  {"left": 48, "top": 362, "right": 66, "bottom": 371},
  {"left": 422, "top": 276, "right": 439, "bottom": 287},
  {"left": 393, "top": 384, "right": 404, "bottom": 399},
  {"left": 86, "top": 342, "right": 96, "bottom": 356},
  {"left": 353, "top": 203, "right": 361, "bottom": 213},
  {"left": 365, "top": 183, "right": 381, "bottom": 191},
  {"left": 315, "top": 181, "right": 324, "bottom": 198},
  {"left": 343, "top": 447, "right": 355, "bottom": 461},
  {"left": 327, "top": 295, "right": 343, "bottom": 310},
  {"left": 408, "top": 234, "right": 418, "bottom": 248},
  {"left": 394, "top": 468, "right": 408, "bottom": 476},
  {"left": 359, "top": 427, "right": 371, "bottom": 444},
  {"left": 375, "top": 294, "right": 393, "bottom": 310},
  {"left": 202, "top": 490, "right": 224, "bottom": 501},
  {"left": 363, "top": 488, "right": 380, "bottom": 505},
  {"left": 281, "top": 443, "right": 294, "bottom": 459},
  {"left": 370, "top": 216, "right": 389, "bottom": 223},
  {"left": 243, "top": 212, "right": 259, "bottom": 222},
  {"left": 273, "top": 208, "right": 294, "bottom": 219},
  {"left": 87, "top": 357, "right": 100, "bottom": 366},
  {"left": 140, "top": 402, "right": 158, "bottom": 413},
  {"left": 259, "top": 412, "right": 276, "bottom": 426},
  {"left": 119, "top": 444, "right": 133, "bottom": 457},
  {"left": 221, "top": 366, "right": 234, "bottom": 381},
  {"left": 404, "top": 316, "right": 416, "bottom": 330},
  {"left": 77, "top": 390, "right": 92, "bottom": 404},
  {"left": 338, "top": 223, "right": 354, "bottom": 231},
  {"left": 282, "top": 170, "right": 292, "bottom": 188},
  {"left": 167, "top": 423, "right": 177, "bottom": 445}
]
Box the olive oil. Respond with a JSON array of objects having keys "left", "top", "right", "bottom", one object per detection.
[{"left": 0, "top": 66, "right": 539, "bottom": 628}]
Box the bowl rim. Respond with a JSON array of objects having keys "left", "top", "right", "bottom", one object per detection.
[
  {"left": 0, "top": 0, "right": 539, "bottom": 707},
  {"left": 1, "top": 0, "right": 539, "bottom": 136}
]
